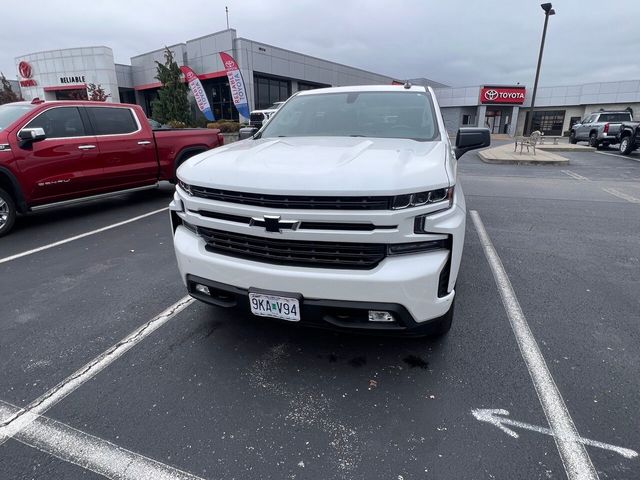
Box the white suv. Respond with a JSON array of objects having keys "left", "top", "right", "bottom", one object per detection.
[{"left": 171, "top": 85, "right": 489, "bottom": 336}]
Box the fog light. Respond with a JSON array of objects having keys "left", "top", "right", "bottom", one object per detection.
[
  {"left": 368, "top": 310, "right": 395, "bottom": 322},
  {"left": 195, "top": 284, "right": 210, "bottom": 295}
]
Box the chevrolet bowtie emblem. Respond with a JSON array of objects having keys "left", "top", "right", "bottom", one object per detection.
[{"left": 250, "top": 215, "right": 300, "bottom": 233}]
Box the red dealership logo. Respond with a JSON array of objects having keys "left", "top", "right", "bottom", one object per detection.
[
  {"left": 18, "top": 60, "right": 37, "bottom": 87},
  {"left": 480, "top": 86, "right": 526, "bottom": 104},
  {"left": 18, "top": 61, "right": 32, "bottom": 79}
]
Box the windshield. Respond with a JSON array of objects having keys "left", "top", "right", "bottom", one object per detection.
[
  {"left": 0, "top": 103, "right": 36, "bottom": 131},
  {"left": 260, "top": 91, "right": 438, "bottom": 141}
]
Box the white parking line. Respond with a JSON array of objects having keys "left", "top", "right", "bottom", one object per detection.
[
  {"left": 0, "top": 295, "right": 194, "bottom": 445},
  {"left": 596, "top": 151, "right": 640, "bottom": 162},
  {"left": 561, "top": 170, "right": 590, "bottom": 181},
  {"left": 601, "top": 187, "right": 640, "bottom": 204},
  {"left": 470, "top": 210, "right": 599, "bottom": 480},
  {"left": 0, "top": 400, "right": 205, "bottom": 480},
  {"left": 0, "top": 207, "right": 168, "bottom": 265}
]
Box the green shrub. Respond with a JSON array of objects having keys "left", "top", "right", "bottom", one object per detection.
[
  {"left": 207, "top": 121, "right": 240, "bottom": 133},
  {"left": 167, "top": 120, "right": 187, "bottom": 129}
]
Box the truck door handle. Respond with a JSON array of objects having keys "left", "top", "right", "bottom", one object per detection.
[
  {"left": 137, "top": 141, "right": 151, "bottom": 145},
  {"left": 78, "top": 145, "right": 96, "bottom": 150}
]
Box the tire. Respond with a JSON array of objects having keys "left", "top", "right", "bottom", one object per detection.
[
  {"left": 428, "top": 299, "right": 455, "bottom": 338},
  {"left": 569, "top": 131, "right": 577, "bottom": 144},
  {"left": 619, "top": 136, "right": 634, "bottom": 155},
  {"left": 589, "top": 132, "right": 599, "bottom": 148},
  {"left": 0, "top": 188, "right": 17, "bottom": 238}
]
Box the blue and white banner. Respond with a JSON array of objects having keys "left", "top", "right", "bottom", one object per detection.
[
  {"left": 180, "top": 66, "right": 214, "bottom": 121},
  {"left": 220, "top": 52, "right": 250, "bottom": 119}
]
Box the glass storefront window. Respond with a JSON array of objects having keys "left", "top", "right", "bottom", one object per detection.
[
  {"left": 254, "top": 74, "right": 291, "bottom": 109},
  {"left": 525, "top": 110, "right": 566, "bottom": 136}
]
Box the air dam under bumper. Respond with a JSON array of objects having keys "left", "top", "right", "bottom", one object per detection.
[{"left": 173, "top": 225, "right": 455, "bottom": 332}]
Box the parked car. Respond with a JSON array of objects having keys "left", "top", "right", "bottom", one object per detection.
[
  {"left": 616, "top": 121, "right": 640, "bottom": 155},
  {"left": 569, "top": 111, "right": 633, "bottom": 148},
  {"left": 249, "top": 101, "right": 285, "bottom": 128},
  {"left": 170, "top": 85, "right": 489, "bottom": 336},
  {"left": 0, "top": 99, "right": 223, "bottom": 236}
]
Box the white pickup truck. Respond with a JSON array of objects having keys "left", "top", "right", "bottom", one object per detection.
[{"left": 170, "top": 85, "right": 489, "bottom": 336}]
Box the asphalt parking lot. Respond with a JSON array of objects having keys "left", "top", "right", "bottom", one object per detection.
[{"left": 1, "top": 145, "right": 639, "bottom": 480}]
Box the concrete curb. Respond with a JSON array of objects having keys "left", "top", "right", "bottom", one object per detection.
[
  {"left": 478, "top": 150, "right": 570, "bottom": 166},
  {"left": 538, "top": 145, "right": 594, "bottom": 152}
]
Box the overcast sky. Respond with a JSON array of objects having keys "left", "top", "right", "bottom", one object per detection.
[{"left": 3, "top": 0, "right": 640, "bottom": 88}]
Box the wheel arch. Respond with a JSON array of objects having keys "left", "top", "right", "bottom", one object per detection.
[
  {"left": 0, "top": 167, "right": 28, "bottom": 213},
  {"left": 173, "top": 145, "right": 209, "bottom": 179}
]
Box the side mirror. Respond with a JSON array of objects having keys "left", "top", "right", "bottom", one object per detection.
[
  {"left": 18, "top": 127, "right": 46, "bottom": 146},
  {"left": 454, "top": 127, "right": 490, "bottom": 159},
  {"left": 238, "top": 126, "right": 259, "bottom": 140}
]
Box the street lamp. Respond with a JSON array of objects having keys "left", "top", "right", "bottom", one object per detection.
[{"left": 525, "top": 3, "right": 556, "bottom": 135}]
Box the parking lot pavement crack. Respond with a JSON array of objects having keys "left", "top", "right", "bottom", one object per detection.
[{"left": 0, "top": 295, "right": 194, "bottom": 445}]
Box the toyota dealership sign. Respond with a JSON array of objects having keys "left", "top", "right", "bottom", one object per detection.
[
  {"left": 18, "top": 60, "right": 37, "bottom": 87},
  {"left": 480, "top": 86, "right": 526, "bottom": 105}
]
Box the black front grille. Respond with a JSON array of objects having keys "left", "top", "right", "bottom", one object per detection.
[
  {"left": 189, "top": 186, "right": 392, "bottom": 210},
  {"left": 197, "top": 227, "right": 386, "bottom": 269}
]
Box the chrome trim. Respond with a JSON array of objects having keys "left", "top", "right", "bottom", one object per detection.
[
  {"left": 84, "top": 105, "right": 143, "bottom": 138},
  {"left": 78, "top": 145, "right": 96, "bottom": 150},
  {"left": 30, "top": 183, "right": 159, "bottom": 211},
  {"left": 0, "top": 144, "right": 10, "bottom": 152},
  {"left": 137, "top": 140, "right": 151, "bottom": 145},
  {"left": 17, "top": 106, "right": 93, "bottom": 142},
  {"left": 17, "top": 105, "right": 143, "bottom": 142}
]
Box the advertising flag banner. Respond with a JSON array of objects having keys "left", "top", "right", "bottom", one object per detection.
[
  {"left": 180, "top": 66, "right": 214, "bottom": 121},
  {"left": 219, "top": 52, "right": 250, "bottom": 119}
]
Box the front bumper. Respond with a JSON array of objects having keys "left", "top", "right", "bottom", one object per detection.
[
  {"left": 172, "top": 216, "right": 464, "bottom": 332},
  {"left": 185, "top": 274, "right": 447, "bottom": 335}
]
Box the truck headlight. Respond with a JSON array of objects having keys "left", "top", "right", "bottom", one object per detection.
[
  {"left": 413, "top": 187, "right": 456, "bottom": 233},
  {"left": 178, "top": 180, "right": 192, "bottom": 195},
  {"left": 392, "top": 186, "right": 454, "bottom": 210}
]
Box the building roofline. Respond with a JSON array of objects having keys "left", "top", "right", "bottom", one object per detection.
[
  {"left": 15, "top": 45, "right": 113, "bottom": 60},
  {"left": 186, "top": 28, "right": 237, "bottom": 44},
  {"left": 235, "top": 36, "right": 399, "bottom": 82},
  {"left": 130, "top": 43, "right": 186, "bottom": 59}
]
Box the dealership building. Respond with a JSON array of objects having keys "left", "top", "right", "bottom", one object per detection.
[
  {"left": 12, "top": 28, "right": 640, "bottom": 135},
  {"left": 14, "top": 29, "right": 443, "bottom": 122},
  {"left": 434, "top": 81, "right": 640, "bottom": 136}
]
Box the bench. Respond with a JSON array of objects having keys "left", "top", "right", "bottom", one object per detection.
[
  {"left": 538, "top": 135, "right": 562, "bottom": 145},
  {"left": 514, "top": 130, "right": 542, "bottom": 155}
]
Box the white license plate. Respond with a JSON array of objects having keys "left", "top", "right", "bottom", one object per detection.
[{"left": 249, "top": 293, "right": 300, "bottom": 321}]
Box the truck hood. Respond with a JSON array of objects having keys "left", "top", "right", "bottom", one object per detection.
[{"left": 179, "top": 136, "right": 450, "bottom": 196}]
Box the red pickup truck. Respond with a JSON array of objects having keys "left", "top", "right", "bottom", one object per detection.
[{"left": 0, "top": 99, "right": 223, "bottom": 236}]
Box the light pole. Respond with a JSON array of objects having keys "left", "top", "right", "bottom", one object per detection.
[{"left": 525, "top": 3, "right": 555, "bottom": 135}]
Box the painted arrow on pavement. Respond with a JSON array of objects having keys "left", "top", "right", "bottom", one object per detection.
[{"left": 472, "top": 408, "right": 638, "bottom": 460}]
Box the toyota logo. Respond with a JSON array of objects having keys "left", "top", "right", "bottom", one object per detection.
[
  {"left": 18, "top": 61, "right": 32, "bottom": 79},
  {"left": 484, "top": 89, "right": 498, "bottom": 101}
]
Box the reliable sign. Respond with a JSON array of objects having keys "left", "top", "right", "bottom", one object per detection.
[{"left": 480, "top": 86, "right": 526, "bottom": 105}]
